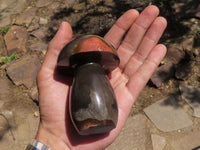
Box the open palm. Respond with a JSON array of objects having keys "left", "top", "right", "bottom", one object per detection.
[{"left": 36, "top": 6, "right": 167, "bottom": 150}]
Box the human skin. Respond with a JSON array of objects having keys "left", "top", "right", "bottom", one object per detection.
[{"left": 35, "top": 5, "right": 167, "bottom": 150}]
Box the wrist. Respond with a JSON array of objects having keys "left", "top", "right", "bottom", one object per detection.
[{"left": 35, "top": 124, "right": 70, "bottom": 150}]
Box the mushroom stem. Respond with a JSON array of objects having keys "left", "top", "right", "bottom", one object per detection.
[{"left": 70, "top": 62, "right": 118, "bottom": 135}]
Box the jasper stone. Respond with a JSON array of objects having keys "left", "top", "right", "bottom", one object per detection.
[
  {"left": 57, "top": 35, "right": 119, "bottom": 74},
  {"left": 70, "top": 63, "right": 118, "bottom": 135}
]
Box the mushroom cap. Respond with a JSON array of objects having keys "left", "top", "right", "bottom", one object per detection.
[{"left": 57, "top": 35, "right": 120, "bottom": 73}]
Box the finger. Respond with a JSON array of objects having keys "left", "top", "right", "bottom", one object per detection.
[
  {"left": 127, "top": 44, "right": 167, "bottom": 100},
  {"left": 104, "top": 9, "right": 139, "bottom": 49},
  {"left": 124, "top": 17, "right": 167, "bottom": 77},
  {"left": 117, "top": 5, "right": 159, "bottom": 68},
  {"left": 42, "top": 22, "right": 73, "bottom": 72},
  {"left": 110, "top": 68, "right": 128, "bottom": 89}
]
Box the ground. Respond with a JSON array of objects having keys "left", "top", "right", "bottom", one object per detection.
[{"left": 0, "top": 0, "right": 200, "bottom": 150}]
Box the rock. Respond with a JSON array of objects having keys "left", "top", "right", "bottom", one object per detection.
[
  {"left": 186, "top": 18, "right": 199, "bottom": 32},
  {"left": 39, "top": 17, "right": 48, "bottom": 25},
  {"left": 0, "top": 112, "right": 39, "bottom": 150},
  {"left": 181, "top": 36, "right": 194, "bottom": 50},
  {"left": 151, "top": 134, "right": 166, "bottom": 150},
  {"left": 29, "top": 86, "right": 38, "bottom": 102},
  {"left": 0, "top": 110, "right": 16, "bottom": 139},
  {"left": 0, "top": 101, "right": 4, "bottom": 109},
  {"left": 0, "top": 0, "right": 26, "bottom": 27},
  {"left": 0, "top": 110, "right": 16, "bottom": 127},
  {"left": 180, "top": 84, "right": 200, "bottom": 118},
  {"left": 150, "top": 63, "right": 175, "bottom": 87},
  {"left": 144, "top": 96, "right": 193, "bottom": 132},
  {"left": 193, "top": 48, "right": 200, "bottom": 57},
  {"left": 164, "top": 45, "right": 185, "bottom": 64},
  {"left": 0, "top": 114, "right": 7, "bottom": 126},
  {"left": 195, "top": 12, "right": 200, "bottom": 18},
  {"left": 175, "top": 61, "right": 194, "bottom": 80},
  {"left": 34, "top": 111, "right": 40, "bottom": 117},
  {"left": 36, "top": 0, "right": 53, "bottom": 7},
  {"left": 27, "top": 17, "right": 40, "bottom": 32},
  {"left": 31, "top": 27, "right": 47, "bottom": 39},
  {"left": 0, "top": 114, "right": 9, "bottom": 138},
  {"left": 172, "top": 1, "right": 200, "bottom": 19},
  {"left": 6, "top": 55, "right": 41, "bottom": 88},
  {"left": 170, "top": 130, "right": 200, "bottom": 150},
  {"left": 172, "top": 2, "right": 184, "bottom": 14},
  {"left": 48, "top": 2, "right": 60, "bottom": 9},
  {"left": 107, "top": 114, "right": 152, "bottom": 150},
  {"left": 4, "top": 26, "right": 27, "bottom": 55},
  {"left": 0, "top": 78, "right": 11, "bottom": 101},
  {"left": 15, "top": 7, "right": 37, "bottom": 26},
  {"left": 61, "top": 0, "right": 76, "bottom": 8},
  {"left": 0, "top": 35, "right": 6, "bottom": 56},
  {"left": 30, "top": 42, "right": 48, "bottom": 52}
]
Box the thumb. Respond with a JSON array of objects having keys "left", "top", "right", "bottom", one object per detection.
[{"left": 42, "top": 22, "right": 73, "bottom": 72}]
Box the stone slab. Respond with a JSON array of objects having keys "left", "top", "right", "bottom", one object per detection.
[
  {"left": 0, "top": 78, "right": 12, "bottom": 101},
  {"left": 27, "top": 17, "right": 40, "bottom": 32},
  {"left": 0, "top": 110, "right": 15, "bottom": 139},
  {"left": 150, "top": 63, "right": 175, "bottom": 87},
  {"left": 4, "top": 26, "right": 27, "bottom": 55},
  {"left": 181, "top": 36, "right": 194, "bottom": 50},
  {"left": 36, "top": 0, "right": 53, "bottom": 7},
  {"left": 29, "top": 86, "right": 38, "bottom": 102},
  {"left": 175, "top": 61, "right": 195, "bottom": 81},
  {"left": 151, "top": 134, "right": 166, "bottom": 150},
  {"left": 15, "top": 7, "right": 37, "bottom": 26},
  {"left": 170, "top": 130, "right": 200, "bottom": 150},
  {"left": 106, "top": 114, "right": 152, "bottom": 150},
  {"left": 48, "top": 2, "right": 60, "bottom": 9},
  {"left": 0, "top": 35, "right": 6, "bottom": 56},
  {"left": 30, "top": 42, "right": 48, "bottom": 51},
  {"left": 0, "top": 0, "right": 26, "bottom": 27},
  {"left": 31, "top": 27, "right": 47, "bottom": 39},
  {"left": 6, "top": 55, "right": 41, "bottom": 88},
  {"left": 144, "top": 96, "right": 193, "bottom": 132},
  {"left": 180, "top": 84, "right": 200, "bottom": 118},
  {"left": 0, "top": 112, "right": 39, "bottom": 150},
  {"left": 0, "top": 115, "right": 8, "bottom": 138},
  {"left": 164, "top": 45, "right": 185, "bottom": 65}
]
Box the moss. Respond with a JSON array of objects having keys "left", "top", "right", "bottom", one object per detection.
[
  {"left": 196, "top": 28, "right": 200, "bottom": 35},
  {"left": 0, "top": 52, "right": 17, "bottom": 64},
  {"left": 0, "top": 26, "right": 11, "bottom": 36}
]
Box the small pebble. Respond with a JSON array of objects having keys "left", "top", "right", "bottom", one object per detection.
[
  {"left": 160, "top": 60, "right": 166, "bottom": 65},
  {"left": 39, "top": 18, "right": 48, "bottom": 25},
  {"left": 34, "top": 111, "right": 40, "bottom": 117},
  {"left": 42, "top": 50, "right": 47, "bottom": 56},
  {"left": 193, "top": 49, "right": 199, "bottom": 57}
]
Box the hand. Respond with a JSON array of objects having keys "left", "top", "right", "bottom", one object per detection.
[{"left": 36, "top": 5, "right": 167, "bottom": 150}]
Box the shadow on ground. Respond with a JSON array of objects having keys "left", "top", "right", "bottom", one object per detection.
[
  {"left": 45, "top": 0, "right": 200, "bottom": 108},
  {"left": 46, "top": 0, "right": 199, "bottom": 42}
]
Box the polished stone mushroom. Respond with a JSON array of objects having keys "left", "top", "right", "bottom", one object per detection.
[{"left": 57, "top": 35, "right": 120, "bottom": 135}]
